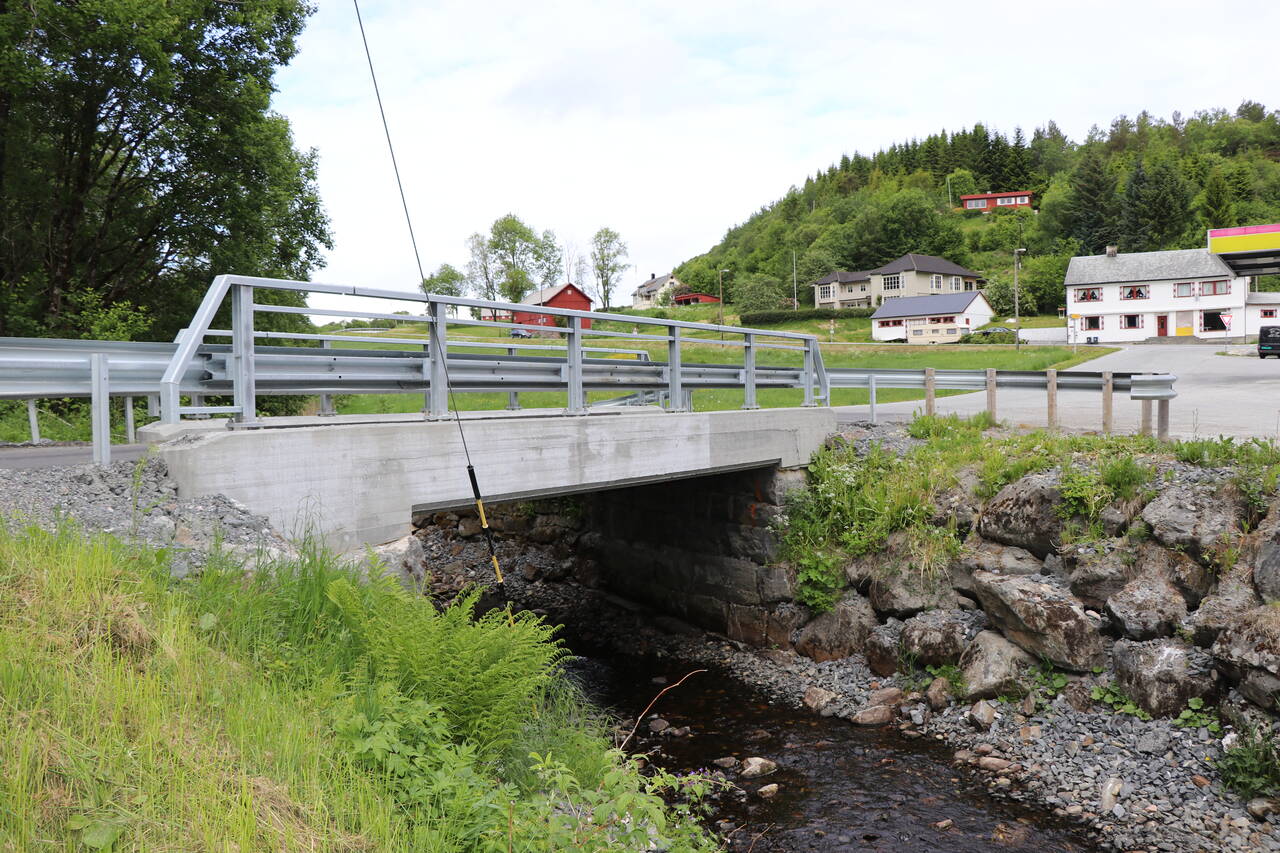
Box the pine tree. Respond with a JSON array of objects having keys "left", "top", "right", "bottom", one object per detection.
[
  {"left": 1065, "top": 149, "right": 1119, "bottom": 254},
  {"left": 1119, "top": 159, "right": 1192, "bottom": 250},
  {"left": 1005, "top": 127, "right": 1032, "bottom": 189},
  {"left": 1200, "top": 167, "right": 1237, "bottom": 228},
  {"left": 1118, "top": 160, "right": 1152, "bottom": 250}
]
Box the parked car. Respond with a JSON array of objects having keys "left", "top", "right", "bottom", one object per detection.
[
  {"left": 976, "top": 326, "right": 1013, "bottom": 335},
  {"left": 1259, "top": 326, "right": 1280, "bottom": 358},
  {"left": 509, "top": 328, "right": 533, "bottom": 339}
]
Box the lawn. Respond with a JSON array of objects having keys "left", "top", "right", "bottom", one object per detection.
[{"left": 980, "top": 314, "right": 1067, "bottom": 329}]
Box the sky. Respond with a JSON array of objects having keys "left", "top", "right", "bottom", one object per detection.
[{"left": 271, "top": 0, "right": 1280, "bottom": 315}]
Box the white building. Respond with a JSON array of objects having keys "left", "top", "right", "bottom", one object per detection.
[
  {"left": 869, "top": 292, "right": 995, "bottom": 343},
  {"left": 632, "top": 273, "right": 680, "bottom": 308},
  {"left": 1062, "top": 247, "right": 1263, "bottom": 343}
]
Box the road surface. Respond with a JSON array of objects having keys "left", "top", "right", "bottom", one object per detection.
[{"left": 0, "top": 444, "right": 148, "bottom": 470}]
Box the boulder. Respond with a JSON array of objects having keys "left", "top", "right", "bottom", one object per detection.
[
  {"left": 852, "top": 705, "right": 894, "bottom": 726},
  {"left": 953, "top": 538, "right": 1042, "bottom": 595},
  {"left": 1113, "top": 639, "right": 1218, "bottom": 718},
  {"left": 869, "top": 570, "right": 956, "bottom": 619},
  {"left": 925, "top": 676, "right": 954, "bottom": 710},
  {"left": 794, "top": 592, "right": 877, "bottom": 662},
  {"left": 802, "top": 686, "right": 839, "bottom": 714},
  {"left": 900, "top": 609, "right": 985, "bottom": 667},
  {"left": 970, "top": 571, "right": 1105, "bottom": 671},
  {"left": 931, "top": 468, "right": 983, "bottom": 533},
  {"left": 958, "top": 630, "right": 1036, "bottom": 700},
  {"left": 1141, "top": 483, "right": 1244, "bottom": 564},
  {"left": 1135, "top": 542, "right": 1213, "bottom": 608},
  {"left": 1254, "top": 503, "right": 1280, "bottom": 602},
  {"left": 1187, "top": 563, "right": 1262, "bottom": 647},
  {"left": 369, "top": 534, "right": 428, "bottom": 588},
  {"left": 1106, "top": 572, "right": 1187, "bottom": 640},
  {"left": 726, "top": 602, "right": 810, "bottom": 650},
  {"left": 864, "top": 620, "right": 905, "bottom": 676},
  {"left": 868, "top": 686, "right": 904, "bottom": 706},
  {"left": 967, "top": 700, "right": 996, "bottom": 730},
  {"left": 977, "top": 472, "right": 1063, "bottom": 558},
  {"left": 1064, "top": 542, "right": 1141, "bottom": 610},
  {"left": 1212, "top": 605, "right": 1280, "bottom": 712},
  {"left": 740, "top": 757, "right": 777, "bottom": 778}
]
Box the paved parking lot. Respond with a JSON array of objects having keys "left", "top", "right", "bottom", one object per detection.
[{"left": 834, "top": 344, "right": 1280, "bottom": 440}]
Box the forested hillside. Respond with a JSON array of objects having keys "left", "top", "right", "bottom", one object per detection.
[{"left": 675, "top": 103, "right": 1280, "bottom": 315}]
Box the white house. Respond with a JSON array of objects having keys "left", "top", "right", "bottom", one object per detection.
[
  {"left": 632, "top": 273, "right": 680, "bottom": 308},
  {"left": 869, "top": 292, "right": 995, "bottom": 342},
  {"left": 1063, "top": 247, "right": 1253, "bottom": 343}
]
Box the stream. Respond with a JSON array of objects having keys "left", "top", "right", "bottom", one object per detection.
[{"left": 571, "top": 651, "right": 1096, "bottom": 852}]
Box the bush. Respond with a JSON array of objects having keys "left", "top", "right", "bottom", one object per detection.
[
  {"left": 1217, "top": 722, "right": 1280, "bottom": 800},
  {"left": 740, "top": 307, "right": 873, "bottom": 325},
  {"left": 958, "top": 330, "right": 1018, "bottom": 344}
]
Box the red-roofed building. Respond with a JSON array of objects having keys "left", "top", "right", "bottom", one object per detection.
[
  {"left": 513, "top": 283, "right": 594, "bottom": 329},
  {"left": 959, "top": 191, "right": 1033, "bottom": 212}
]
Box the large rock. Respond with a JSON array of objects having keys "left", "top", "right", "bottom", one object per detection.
[
  {"left": 727, "top": 602, "right": 809, "bottom": 649},
  {"left": 1113, "top": 639, "right": 1218, "bottom": 718},
  {"left": 865, "top": 619, "right": 905, "bottom": 676},
  {"left": 1064, "top": 542, "right": 1141, "bottom": 610},
  {"left": 958, "top": 630, "right": 1036, "bottom": 700},
  {"left": 869, "top": 570, "right": 956, "bottom": 619},
  {"left": 370, "top": 533, "right": 428, "bottom": 589},
  {"left": 952, "top": 538, "right": 1042, "bottom": 595},
  {"left": 1187, "top": 563, "right": 1262, "bottom": 647},
  {"left": 1106, "top": 571, "right": 1187, "bottom": 640},
  {"left": 1212, "top": 605, "right": 1280, "bottom": 712},
  {"left": 795, "top": 593, "right": 877, "bottom": 662},
  {"left": 1141, "top": 483, "right": 1244, "bottom": 564},
  {"left": 977, "top": 472, "right": 1063, "bottom": 558},
  {"left": 970, "top": 571, "right": 1105, "bottom": 671},
  {"left": 1254, "top": 503, "right": 1280, "bottom": 602},
  {"left": 1135, "top": 541, "right": 1214, "bottom": 608},
  {"left": 900, "top": 609, "right": 985, "bottom": 667},
  {"left": 931, "top": 467, "right": 983, "bottom": 534}
]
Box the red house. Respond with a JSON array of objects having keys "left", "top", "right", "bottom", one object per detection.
[
  {"left": 672, "top": 292, "right": 720, "bottom": 305},
  {"left": 959, "top": 191, "right": 1033, "bottom": 212},
  {"left": 514, "top": 283, "right": 594, "bottom": 329}
]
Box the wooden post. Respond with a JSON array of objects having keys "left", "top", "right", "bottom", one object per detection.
[
  {"left": 924, "top": 367, "right": 936, "bottom": 416},
  {"left": 1157, "top": 399, "right": 1170, "bottom": 441},
  {"left": 1046, "top": 369, "right": 1058, "bottom": 431},
  {"left": 985, "top": 368, "right": 997, "bottom": 421},
  {"left": 1101, "top": 371, "right": 1114, "bottom": 434},
  {"left": 1140, "top": 399, "right": 1153, "bottom": 437}
]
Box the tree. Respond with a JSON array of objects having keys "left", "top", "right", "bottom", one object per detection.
[
  {"left": 1005, "top": 127, "right": 1033, "bottom": 189},
  {"left": 464, "top": 233, "right": 500, "bottom": 301},
  {"left": 589, "top": 227, "right": 629, "bottom": 309},
  {"left": 421, "top": 263, "right": 466, "bottom": 298},
  {"left": 1119, "top": 158, "right": 1191, "bottom": 250},
  {"left": 0, "top": 0, "right": 330, "bottom": 340},
  {"left": 487, "top": 214, "right": 558, "bottom": 302},
  {"left": 982, "top": 270, "right": 1037, "bottom": 316},
  {"left": 945, "top": 168, "right": 978, "bottom": 204},
  {"left": 733, "top": 273, "right": 788, "bottom": 312},
  {"left": 1064, "top": 149, "right": 1119, "bottom": 254},
  {"left": 1199, "top": 167, "right": 1238, "bottom": 228}
]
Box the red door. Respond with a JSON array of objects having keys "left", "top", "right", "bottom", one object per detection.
[{"left": 1157, "top": 315, "right": 1168, "bottom": 337}]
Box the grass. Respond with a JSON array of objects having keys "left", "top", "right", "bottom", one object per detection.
[
  {"left": 0, "top": 524, "right": 715, "bottom": 851},
  {"left": 979, "top": 315, "right": 1067, "bottom": 329}
]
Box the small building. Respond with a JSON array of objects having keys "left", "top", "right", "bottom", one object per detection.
[
  {"left": 1063, "top": 247, "right": 1248, "bottom": 342},
  {"left": 869, "top": 292, "right": 994, "bottom": 342},
  {"left": 514, "top": 283, "right": 594, "bottom": 330},
  {"left": 672, "top": 292, "right": 720, "bottom": 305},
  {"left": 813, "top": 253, "right": 983, "bottom": 310},
  {"left": 632, "top": 273, "right": 680, "bottom": 308},
  {"left": 960, "top": 191, "right": 1033, "bottom": 212}
]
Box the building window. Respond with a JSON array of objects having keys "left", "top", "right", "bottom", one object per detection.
[
  {"left": 946, "top": 328, "right": 957, "bottom": 335},
  {"left": 1263, "top": 309, "right": 1278, "bottom": 319},
  {"left": 860, "top": 283, "right": 868, "bottom": 292},
  {"left": 818, "top": 285, "right": 833, "bottom": 300},
  {"left": 1083, "top": 316, "right": 1102, "bottom": 331},
  {"left": 842, "top": 284, "right": 855, "bottom": 294},
  {"left": 1202, "top": 280, "right": 1230, "bottom": 296},
  {"left": 931, "top": 274, "right": 944, "bottom": 290},
  {"left": 1202, "top": 311, "right": 1229, "bottom": 331},
  {"left": 1120, "top": 285, "right": 1149, "bottom": 300},
  {"left": 965, "top": 199, "right": 986, "bottom": 209},
  {"left": 1174, "top": 282, "right": 1194, "bottom": 297},
  {"left": 882, "top": 274, "right": 901, "bottom": 291},
  {"left": 913, "top": 329, "right": 924, "bottom": 336},
  {"left": 1075, "top": 287, "right": 1102, "bottom": 302},
  {"left": 928, "top": 316, "right": 955, "bottom": 324},
  {"left": 950, "top": 276, "right": 964, "bottom": 291},
  {"left": 877, "top": 319, "right": 903, "bottom": 328},
  {"left": 1017, "top": 196, "right": 1029, "bottom": 204},
  {"left": 996, "top": 196, "right": 1016, "bottom": 205},
  {"left": 1121, "top": 314, "right": 1143, "bottom": 330}
]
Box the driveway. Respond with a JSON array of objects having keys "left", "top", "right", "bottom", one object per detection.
[{"left": 832, "top": 344, "right": 1280, "bottom": 440}]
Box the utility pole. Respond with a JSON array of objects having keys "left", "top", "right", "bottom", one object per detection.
[
  {"left": 792, "top": 251, "right": 798, "bottom": 310},
  {"left": 718, "top": 268, "right": 730, "bottom": 339},
  {"left": 946, "top": 174, "right": 953, "bottom": 208},
  {"left": 1013, "top": 247, "right": 1026, "bottom": 350}
]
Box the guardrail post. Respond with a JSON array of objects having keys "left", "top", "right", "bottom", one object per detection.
[
  {"left": 1157, "top": 399, "right": 1170, "bottom": 441},
  {"left": 319, "top": 339, "right": 336, "bottom": 416},
  {"left": 147, "top": 394, "right": 159, "bottom": 418},
  {"left": 506, "top": 347, "right": 521, "bottom": 410},
  {"left": 742, "top": 332, "right": 758, "bottom": 410},
  {"left": 427, "top": 301, "right": 450, "bottom": 419},
  {"left": 802, "top": 339, "right": 816, "bottom": 406},
  {"left": 666, "top": 326, "right": 685, "bottom": 412},
  {"left": 985, "top": 368, "right": 997, "bottom": 421},
  {"left": 924, "top": 367, "right": 936, "bottom": 416},
  {"left": 566, "top": 316, "right": 585, "bottom": 415},
  {"left": 1046, "top": 369, "right": 1058, "bottom": 431},
  {"left": 1140, "top": 400, "right": 1153, "bottom": 436},
  {"left": 230, "top": 283, "right": 257, "bottom": 423},
  {"left": 26, "top": 400, "right": 39, "bottom": 444},
  {"left": 1102, "top": 371, "right": 1113, "bottom": 434},
  {"left": 124, "top": 396, "right": 136, "bottom": 444},
  {"left": 90, "top": 354, "right": 110, "bottom": 466},
  {"left": 868, "top": 374, "right": 878, "bottom": 424}
]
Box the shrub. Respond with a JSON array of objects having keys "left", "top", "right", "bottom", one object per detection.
[
  {"left": 1217, "top": 722, "right": 1280, "bottom": 799},
  {"left": 1099, "top": 454, "right": 1154, "bottom": 502},
  {"left": 739, "top": 307, "right": 873, "bottom": 325},
  {"left": 958, "top": 330, "right": 1018, "bottom": 344}
]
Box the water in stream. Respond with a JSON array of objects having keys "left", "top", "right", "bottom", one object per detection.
[{"left": 574, "top": 654, "right": 1096, "bottom": 853}]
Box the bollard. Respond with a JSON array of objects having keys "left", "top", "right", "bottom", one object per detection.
[
  {"left": 924, "top": 367, "right": 936, "bottom": 416},
  {"left": 1046, "top": 369, "right": 1058, "bottom": 431},
  {"left": 1101, "top": 372, "right": 1113, "bottom": 434},
  {"left": 1140, "top": 400, "right": 1153, "bottom": 437},
  {"left": 985, "top": 368, "right": 997, "bottom": 421},
  {"left": 1157, "top": 399, "right": 1170, "bottom": 441}
]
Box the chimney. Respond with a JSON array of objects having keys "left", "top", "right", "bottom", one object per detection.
[
  {"left": 650, "top": 272, "right": 656, "bottom": 281},
  {"left": 1105, "top": 245, "right": 1118, "bottom": 257}
]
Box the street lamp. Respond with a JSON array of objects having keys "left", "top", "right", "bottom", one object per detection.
[
  {"left": 718, "top": 269, "right": 730, "bottom": 338},
  {"left": 1013, "top": 248, "right": 1026, "bottom": 351}
]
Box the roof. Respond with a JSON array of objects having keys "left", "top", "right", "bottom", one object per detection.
[
  {"left": 520, "top": 283, "right": 592, "bottom": 306},
  {"left": 960, "top": 191, "right": 1034, "bottom": 200},
  {"left": 634, "top": 273, "right": 676, "bottom": 296},
  {"left": 1247, "top": 292, "right": 1280, "bottom": 305},
  {"left": 868, "top": 253, "right": 982, "bottom": 278},
  {"left": 870, "top": 292, "right": 988, "bottom": 320},
  {"left": 813, "top": 270, "right": 872, "bottom": 286},
  {"left": 1064, "top": 249, "right": 1235, "bottom": 286}
]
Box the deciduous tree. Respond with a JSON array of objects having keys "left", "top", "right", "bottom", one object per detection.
[{"left": 589, "top": 227, "right": 629, "bottom": 309}]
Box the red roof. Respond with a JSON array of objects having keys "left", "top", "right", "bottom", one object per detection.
[{"left": 959, "top": 191, "right": 1033, "bottom": 200}]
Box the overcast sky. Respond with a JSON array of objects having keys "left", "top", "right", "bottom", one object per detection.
[{"left": 272, "top": 0, "right": 1280, "bottom": 313}]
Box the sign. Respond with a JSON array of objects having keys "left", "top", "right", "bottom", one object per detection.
[
  {"left": 1223, "top": 314, "right": 1233, "bottom": 328},
  {"left": 1209, "top": 222, "right": 1280, "bottom": 255}
]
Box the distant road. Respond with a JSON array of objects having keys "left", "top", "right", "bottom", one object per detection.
[
  {"left": 0, "top": 444, "right": 148, "bottom": 470},
  {"left": 834, "top": 344, "right": 1280, "bottom": 440}
]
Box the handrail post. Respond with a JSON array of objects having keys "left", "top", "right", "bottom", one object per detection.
[
  {"left": 91, "top": 354, "right": 110, "bottom": 466},
  {"left": 666, "top": 325, "right": 685, "bottom": 412},
  {"left": 985, "top": 368, "right": 997, "bottom": 421},
  {"left": 26, "top": 400, "right": 39, "bottom": 444},
  {"left": 319, "top": 339, "right": 336, "bottom": 416},
  {"left": 924, "top": 367, "right": 936, "bottom": 416},
  {"left": 506, "top": 347, "right": 521, "bottom": 410},
  {"left": 427, "top": 300, "right": 450, "bottom": 420},
  {"left": 231, "top": 282, "right": 257, "bottom": 423},
  {"left": 566, "top": 315, "right": 585, "bottom": 415},
  {"left": 1046, "top": 369, "right": 1058, "bottom": 431},
  {"left": 742, "top": 332, "right": 758, "bottom": 410},
  {"left": 802, "top": 339, "right": 816, "bottom": 406},
  {"left": 1102, "top": 371, "right": 1114, "bottom": 434}
]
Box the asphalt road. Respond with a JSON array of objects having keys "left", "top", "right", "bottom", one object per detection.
[
  {"left": 833, "top": 344, "right": 1280, "bottom": 440},
  {"left": 0, "top": 443, "right": 148, "bottom": 470}
]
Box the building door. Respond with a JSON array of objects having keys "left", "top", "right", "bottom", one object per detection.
[{"left": 1157, "top": 315, "right": 1168, "bottom": 337}]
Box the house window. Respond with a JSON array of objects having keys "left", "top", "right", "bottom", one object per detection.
[
  {"left": 950, "top": 276, "right": 964, "bottom": 291},
  {"left": 997, "top": 196, "right": 1016, "bottom": 205},
  {"left": 1121, "top": 314, "right": 1143, "bottom": 330},
  {"left": 928, "top": 316, "right": 956, "bottom": 324},
  {"left": 1017, "top": 196, "right": 1029, "bottom": 204},
  {"left": 1075, "top": 287, "right": 1102, "bottom": 302},
  {"left": 913, "top": 329, "right": 924, "bottom": 336},
  {"left": 1174, "top": 282, "right": 1194, "bottom": 297},
  {"left": 842, "top": 284, "right": 855, "bottom": 294},
  {"left": 931, "top": 274, "right": 944, "bottom": 290},
  {"left": 965, "top": 199, "right": 986, "bottom": 209},
  {"left": 882, "top": 274, "right": 901, "bottom": 291},
  {"left": 1120, "top": 285, "right": 1149, "bottom": 300},
  {"left": 877, "top": 319, "right": 903, "bottom": 328},
  {"left": 818, "top": 285, "right": 833, "bottom": 300},
  {"left": 1202, "top": 311, "right": 1228, "bottom": 331},
  {"left": 946, "top": 328, "right": 958, "bottom": 334},
  {"left": 860, "top": 283, "right": 868, "bottom": 292},
  {"left": 1083, "top": 316, "right": 1102, "bottom": 331},
  {"left": 1202, "top": 280, "right": 1230, "bottom": 296},
  {"left": 1263, "top": 309, "right": 1278, "bottom": 319}
]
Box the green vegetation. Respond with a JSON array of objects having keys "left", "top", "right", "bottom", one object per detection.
[
  {"left": 1173, "top": 697, "right": 1222, "bottom": 735},
  {"left": 1216, "top": 722, "right": 1280, "bottom": 800},
  {"left": 739, "top": 308, "right": 873, "bottom": 325},
  {"left": 0, "top": 525, "right": 714, "bottom": 850},
  {"left": 1090, "top": 681, "right": 1153, "bottom": 721}
]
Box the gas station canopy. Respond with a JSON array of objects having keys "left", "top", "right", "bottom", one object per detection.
[{"left": 1207, "top": 223, "right": 1280, "bottom": 277}]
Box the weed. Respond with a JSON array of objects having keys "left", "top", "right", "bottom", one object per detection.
[
  {"left": 1090, "top": 681, "right": 1152, "bottom": 721},
  {"left": 1173, "top": 697, "right": 1222, "bottom": 735},
  {"left": 1057, "top": 467, "right": 1112, "bottom": 521},
  {"left": 793, "top": 551, "right": 843, "bottom": 611},
  {"left": 925, "top": 663, "right": 967, "bottom": 697},
  {"left": 1099, "top": 455, "right": 1154, "bottom": 502},
  {"left": 1216, "top": 722, "right": 1280, "bottom": 800}
]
